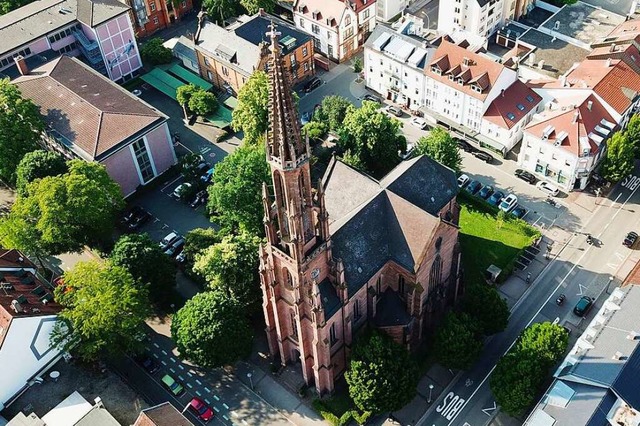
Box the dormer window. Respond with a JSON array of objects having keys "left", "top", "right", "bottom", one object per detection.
[
  {"left": 448, "top": 74, "right": 455, "bottom": 80},
  {"left": 432, "top": 66, "right": 441, "bottom": 75},
  {"left": 507, "top": 112, "right": 516, "bottom": 120},
  {"left": 457, "top": 78, "right": 464, "bottom": 84},
  {"left": 472, "top": 85, "right": 481, "bottom": 93}
]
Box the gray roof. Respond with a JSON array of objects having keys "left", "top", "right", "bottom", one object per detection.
[
  {"left": 75, "top": 406, "right": 121, "bottom": 426},
  {"left": 365, "top": 24, "right": 434, "bottom": 71},
  {"left": 233, "top": 14, "right": 310, "bottom": 55},
  {"left": 319, "top": 278, "right": 341, "bottom": 318},
  {"left": 76, "top": 0, "right": 129, "bottom": 27},
  {"left": 173, "top": 36, "right": 197, "bottom": 64},
  {"left": 580, "top": 0, "right": 635, "bottom": 19},
  {"left": 196, "top": 21, "right": 262, "bottom": 75},
  {"left": 375, "top": 289, "right": 413, "bottom": 327},
  {"left": 519, "top": 29, "right": 590, "bottom": 77}
]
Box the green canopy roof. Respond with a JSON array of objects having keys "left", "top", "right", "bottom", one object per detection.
[
  {"left": 205, "top": 106, "right": 233, "bottom": 128},
  {"left": 140, "top": 67, "right": 184, "bottom": 100},
  {"left": 167, "top": 63, "right": 213, "bottom": 91}
]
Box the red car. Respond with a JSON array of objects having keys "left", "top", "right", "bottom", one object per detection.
[{"left": 187, "top": 398, "right": 214, "bottom": 422}]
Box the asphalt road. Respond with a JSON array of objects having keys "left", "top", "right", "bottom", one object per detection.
[{"left": 417, "top": 165, "right": 640, "bottom": 426}]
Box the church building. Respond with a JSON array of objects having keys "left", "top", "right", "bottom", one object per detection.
[{"left": 258, "top": 27, "right": 463, "bottom": 396}]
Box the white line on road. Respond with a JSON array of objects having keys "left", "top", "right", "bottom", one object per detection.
[
  {"left": 204, "top": 387, "right": 211, "bottom": 393},
  {"left": 153, "top": 353, "right": 159, "bottom": 359},
  {"left": 223, "top": 403, "right": 229, "bottom": 410},
  {"left": 178, "top": 375, "right": 184, "bottom": 381},
  {"left": 213, "top": 406, "right": 220, "bottom": 413},
  {"left": 187, "top": 372, "right": 192, "bottom": 377},
  {"left": 223, "top": 415, "right": 229, "bottom": 421},
  {"left": 161, "top": 350, "right": 167, "bottom": 355},
  {"left": 161, "top": 360, "right": 167, "bottom": 366},
  {"left": 205, "top": 398, "right": 211, "bottom": 405},
  {"left": 195, "top": 379, "right": 202, "bottom": 385},
  {"left": 160, "top": 176, "right": 182, "bottom": 193},
  {"left": 178, "top": 365, "right": 185, "bottom": 370},
  {"left": 170, "top": 368, "right": 175, "bottom": 373},
  {"left": 196, "top": 390, "right": 202, "bottom": 396},
  {"left": 213, "top": 395, "right": 220, "bottom": 401},
  {"left": 169, "top": 357, "right": 176, "bottom": 363},
  {"left": 153, "top": 343, "right": 159, "bottom": 348},
  {"left": 176, "top": 142, "right": 193, "bottom": 153},
  {"left": 186, "top": 383, "right": 193, "bottom": 389}
]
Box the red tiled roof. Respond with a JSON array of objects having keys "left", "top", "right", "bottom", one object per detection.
[
  {"left": 425, "top": 40, "right": 506, "bottom": 101},
  {"left": 483, "top": 80, "right": 542, "bottom": 129},
  {"left": 134, "top": 403, "right": 193, "bottom": 426},
  {"left": 525, "top": 95, "right": 616, "bottom": 157}
]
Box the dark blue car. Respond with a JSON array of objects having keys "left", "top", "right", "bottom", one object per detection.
[
  {"left": 511, "top": 205, "right": 527, "bottom": 219},
  {"left": 478, "top": 185, "right": 494, "bottom": 200},
  {"left": 465, "top": 180, "right": 482, "bottom": 195},
  {"left": 488, "top": 191, "right": 504, "bottom": 206}
]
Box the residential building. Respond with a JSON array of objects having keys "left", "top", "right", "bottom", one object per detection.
[
  {"left": 292, "top": 0, "right": 376, "bottom": 62},
  {"left": 376, "top": 0, "right": 407, "bottom": 22},
  {"left": 122, "top": 0, "right": 193, "bottom": 38},
  {"left": 134, "top": 402, "right": 193, "bottom": 426},
  {"left": 517, "top": 94, "right": 616, "bottom": 191},
  {"left": 165, "top": 36, "right": 198, "bottom": 73},
  {"left": 0, "top": 0, "right": 142, "bottom": 82},
  {"left": 8, "top": 391, "right": 121, "bottom": 425},
  {"left": 438, "top": 0, "right": 534, "bottom": 39},
  {"left": 0, "top": 250, "right": 62, "bottom": 411},
  {"left": 195, "top": 11, "right": 314, "bottom": 96},
  {"left": 525, "top": 264, "right": 640, "bottom": 426},
  {"left": 364, "top": 24, "right": 435, "bottom": 110},
  {"left": 14, "top": 56, "right": 176, "bottom": 197},
  {"left": 259, "top": 29, "right": 461, "bottom": 395}
]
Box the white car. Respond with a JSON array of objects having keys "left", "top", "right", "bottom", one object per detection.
[
  {"left": 172, "top": 182, "right": 192, "bottom": 199},
  {"left": 499, "top": 194, "right": 518, "bottom": 212},
  {"left": 159, "top": 232, "right": 179, "bottom": 251},
  {"left": 536, "top": 181, "right": 560, "bottom": 197},
  {"left": 410, "top": 117, "right": 429, "bottom": 130},
  {"left": 457, "top": 174, "right": 470, "bottom": 188},
  {"left": 400, "top": 142, "right": 415, "bottom": 160}
]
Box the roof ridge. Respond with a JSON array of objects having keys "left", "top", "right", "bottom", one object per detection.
[
  {"left": 93, "top": 111, "right": 104, "bottom": 158},
  {"left": 48, "top": 58, "right": 104, "bottom": 116},
  {"left": 101, "top": 110, "right": 160, "bottom": 118}
]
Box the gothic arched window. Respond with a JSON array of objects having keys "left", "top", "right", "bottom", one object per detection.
[
  {"left": 429, "top": 255, "right": 442, "bottom": 289},
  {"left": 283, "top": 267, "right": 294, "bottom": 289}
]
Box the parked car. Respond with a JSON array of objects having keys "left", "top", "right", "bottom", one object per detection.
[
  {"left": 173, "top": 182, "right": 193, "bottom": 200},
  {"left": 410, "top": 117, "right": 429, "bottom": 130},
  {"left": 478, "top": 185, "right": 494, "bottom": 200},
  {"left": 457, "top": 174, "right": 470, "bottom": 188},
  {"left": 536, "top": 181, "right": 560, "bottom": 197},
  {"left": 135, "top": 354, "right": 159, "bottom": 374},
  {"left": 488, "top": 191, "right": 504, "bottom": 206},
  {"left": 175, "top": 251, "right": 186, "bottom": 264},
  {"left": 159, "top": 232, "right": 179, "bottom": 251},
  {"left": 123, "top": 206, "right": 152, "bottom": 231},
  {"left": 187, "top": 398, "right": 214, "bottom": 422},
  {"left": 623, "top": 231, "right": 638, "bottom": 248},
  {"left": 190, "top": 190, "right": 208, "bottom": 208},
  {"left": 465, "top": 180, "right": 482, "bottom": 195},
  {"left": 472, "top": 151, "right": 494, "bottom": 163},
  {"left": 303, "top": 77, "right": 322, "bottom": 93},
  {"left": 164, "top": 237, "right": 185, "bottom": 257},
  {"left": 386, "top": 105, "right": 403, "bottom": 117},
  {"left": 300, "top": 111, "right": 311, "bottom": 125},
  {"left": 455, "top": 138, "right": 476, "bottom": 153},
  {"left": 400, "top": 142, "right": 415, "bottom": 160},
  {"left": 362, "top": 94, "right": 381, "bottom": 103},
  {"left": 499, "top": 194, "right": 518, "bottom": 212},
  {"left": 161, "top": 374, "right": 185, "bottom": 396},
  {"left": 201, "top": 167, "right": 215, "bottom": 183},
  {"left": 573, "top": 296, "right": 593, "bottom": 316},
  {"left": 515, "top": 169, "right": 537, "bottom": 184},
  {"left": 511, "top": 205, "right": 527, "bottom": 219}
]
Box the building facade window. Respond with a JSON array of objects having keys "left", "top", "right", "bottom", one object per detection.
[
  {"left": 302, "top": 46, "right": 308, "bottom": 57},
  {"left": 290, "top": 311, "right": 298, "bottom": 340},
  {"left": 222, "top": 66, "right": 229, "bottom": 76},
  {"left": 303, "top": 62, "right": 309, "bottom": 71},
  {"left": 312, "top": 24, "right": 320, "bottom": 34},
  {"left": 153, "top": 16, "right": 159, "bottom": 25},
  {"left": 345, "top": 14, "right": 351, "bottom": 26},
  {"left": 330, "top": 323, "right": 337, "bottom": 345},
  {"left": 150, "top": 1, "right": 156, "bottom": 11},
  {"left": 398, "top": 275, "right": 405, "bottom": 294},
  {"left": 353, "top": 299, "right": 361, "bottom": 320},
  {"left": 363, "top": 9, "right": 370, "bottom": 19},
  {"left": 132, "top": 138, "right": 154, "bottom": 183},
  {"left": 376, "top": 276, "right": 381, "bottom": 294}
]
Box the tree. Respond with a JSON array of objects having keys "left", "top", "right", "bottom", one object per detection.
[
  {"left": 0, "top": 79, "right": 45, "bottom": 184},
  {"left": 202, "top": 0, "right": 242, "bottom": 23},
  {"left": 345, "top": 331, "right": 418, "bottom": 414},
  {"left": 415, "top": 127, "right": 462, "bottom": 172},
  {"left": 171, "top": 290, "right": 253, "bottom": 368},
  {"left": 516, "top": 322, "right": 568, "bottom": 369},
  {"left": 232, "top": 71, "right": 269, "bottom": 145},
  {"left": 600, "top": 131, "right": 635, "bottom": 182},
  {"left": 193, "top": 231, "right": 261, "bottom": 310},
  {"left": 110, "top": 234, "right": 176, "bottom": 306},
  {"left": 0, "top": 160, "right": 124, "bottom": 254},
  {"left": 340, "top": 149, "right": 366, "bottom": 172},
  {"left": 463, "top": 284, "right": 510, "bottom": 335},
  {"left": 338, "top": 102, "right": 406, "bottom": 176},
  {"left": 624, "top": 114, "right": 640, "bottom": 157},
  {"left": 433, "top": 313, "right": 483, "bottom": 370},
  {"left": 303, "top": 121, "right": 327, "bottom": 142},
  {"left": 240, "top": 0, "right": 274, "bottom": 14},
  {"left": 51, "top": 260, "right": 151, "bottom": 360},
  {"left": 139, "top": 38, "right": 173, "bottom": 66},
  {"left": 176, "top": 84, "right": 198, "bottom": 119},
  {"left": 490, "top": 352, "right": 546, "bottom": 417},
  {"left": 188, "top": 89, "right": 218, "bottom": 116},
  {"left": 313, "top": 95, "right": 352, "bottom": 132},
  {"left": 183, "top": 228, "right": 220, "bottom": 266},
  {"left": 0, "top": 0, "right": 32, "bottom": 15},
  {"left": 207, "top": 143, "right": 270, "bottom": 235},
  {"left": 353, "top": 57, "right": 363, "bottom": 73},
  {"left": 16, "top": 150, "right": 68, "bottom": 196}
]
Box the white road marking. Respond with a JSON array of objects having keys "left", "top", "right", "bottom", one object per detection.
[
  {"left": 161, "top": 350, "right": 167, "bottom": 355},
  {"left": 195, "top": 379, "right": 202, "bottom": 385},
  {"left": 223, "top": 403, "right": 229, "bottom": 409},
  {"left": 153, "top": 353, "right": 159, "bottom": 359},
  {"left": 153, "top": 343, "right": 159, "bottom": 348},
  {"left": 186, "top": 383, "right": 193, "bottom": 389},
  {"left": 223, "top": 415, "right": 229, "bottom": 421},
  {"left": 482, "top": 402, "right": 497, "bottom": 416},
  {"left": 204, "top": 387, "right": 211, "bottom": 393},
  {"left": 161, "top": 360, "right": 167, "bottom": 366},
  {"left": 178, "top": 375, "right": 184, "bottom": 381},
  {"left": 213, "top": 406, "right": 220, "bottom": 413},
  {"left": 213, "top": 395, "right": 220, "bottom": 401},
  {"left": 169, "top": 357, "right": 176, "bottom": 363},
  {"left": 196, "top": 390, "right": 202, "bottom": 396},
  {"left": 161, "top": 175, "right": 182, "bottom": 193},
  {"left": 187, "top": 372, "right": 192, "bottom": 377},
  {"left": 170, "top": 368, "right": 175, "bottom": 373},
  {"left": 178, "top": 365, "right": 185, "bottom": 370},
  {"left": 205, "top": 398, "right": 211, "bottom": 405},
  {"left": 577, "top": 284, "right": 587, "bottom": 295}
]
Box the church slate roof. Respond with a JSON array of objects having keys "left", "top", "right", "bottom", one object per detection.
[{"left": 374, "top": 289, "right": 413, "bottom": 327}]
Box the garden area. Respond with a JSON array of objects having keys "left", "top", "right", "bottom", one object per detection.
[{"left": 458, "top": 191, "right": 540, "bottom": 287}]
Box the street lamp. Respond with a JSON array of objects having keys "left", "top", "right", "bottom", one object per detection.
[
  {"left": 247, "top": 372, "right": 253, "bottom": 390},
  {"left": 428, "top": 384, "right": 434, "bottom": 404},
  {"left": 607, "top": 276, "right": 614, "bottom": 294}
]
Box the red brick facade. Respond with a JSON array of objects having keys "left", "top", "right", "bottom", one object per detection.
[{"left": 127, "top": 0, "right": 194, "bottom": 38}]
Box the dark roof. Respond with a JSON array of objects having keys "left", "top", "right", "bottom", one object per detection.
[
  {"left": 76, "top": 0, "right": 129, "bottom": 27},
  {"left": 374, "top": 289, "right": 412, "bottom": 327},
  {"left": 318, "top": 278, "right": 341, "bottom": 318},
  {"left": 612, "top": 344, "right": 640, "bottom": 409},
  {"left": 234, "top": 14, "right": 310, "bottom": 54},
  {"left": 0, "top": 249, "right": 36, "bottom": 269}
]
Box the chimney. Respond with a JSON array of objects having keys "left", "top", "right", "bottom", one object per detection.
[
  {"left": 14, "top": 55, "right": 29, "bottom": 76},
  {"left": 193, "top": 10, "right": 207, "bottom": 45},
  {"left": 572, "top": 110, "right": 579, "bottom": 123},
  {"left": 606, "top": 58, "right": 612, "bottom": 67},
  {"left": 501, "top": 89, "right": 505, "bottom": 97},
  {"left": 587, "top": 100, "right": 593, "bottom": 111},
  {"left": 538, "top": 59, "right": 545, "bottom": 69},
  {"left": 560, "top": 75, "right": 567, "bottom": 87},
  {"left": 463, "top": 57, "right": 471, "bottom": 66},
  {"left": 11, "top": 299, "right": 23, "bottom": 313},
  {"left": 609, "top": 43, "right": 616, "bottom": 53},
  {"left": 258, "top": 8, "right": 265, "bottom": 16}
]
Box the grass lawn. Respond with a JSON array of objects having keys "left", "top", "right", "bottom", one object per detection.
[{"left": 458, "top": 192, "right": 540, "bottom": 287}]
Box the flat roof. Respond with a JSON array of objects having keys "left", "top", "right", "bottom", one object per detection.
[
  {"left": 41, "top": 392, "right": 92, "bottom": 426},
  {"left": 541, "top": 2, "right": 626, "bottom": 46},
  {"left": 519, "top": 29, "right": 590, "bottom": 77},
  {"left": 581, "top": 0, "right": 635, "bottom": 18}
]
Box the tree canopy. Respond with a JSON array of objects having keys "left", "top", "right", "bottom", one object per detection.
[
  {"left": 171, "top": 289, "right": 253, "bottom": 368},
  {"left": 345, "top": 331, "right": 418, "bottom": 414},
  {"left": 188, "top": 89, "right": 218, "bottom": 116},
  {"left": 463, "top": 284, "right": 510, "bottom": 335},
  {"left": 0, "top": 160, "right": 124, "bottom": 255},
  {"left": 0, "top": 0, "right": 33, "bottom": 15},
  {"left": 415, "top": 128, "right": 462, "bottom": 172},
  {"left": 313, "top": 95, "right": 352, "bottom": 132},
  {"left": 338, "top": 102, "right": 406, "bottom": 177},
  {"left": 625, "top": 114, "right": 640, "bottom": 157},
  {"left": 601, "top": 131, "right": 635, "bottom": 182},
  {"left": 16, "top": 150, "right": 68, "bottom": 196},
  {"left": 183, "top": 228, "right": 219, "bottom": 265},
  {"left": 139, "top": 38, "right": 173, "bottom": 66},
  {"left": 207, "top": 143, "right": 270, "bottom": 235},
  {"left": 240, "top": 0, "right": 274, "bottom": 14},
  {"left": 516, "top": 322, "right": 569, "bottom": 368},
  {"left": 433, "top": 312, "right": 483, "bottom": 370},
  {"left": 202, "top": 0, "right": 242, "bottom": 24},
  {"left": 0, "top": 79, "right": 45, "bottom": 184},
  {"left": 232, "top": 71, "right": 269, "bottom": 145},
  {"left": 52, "top": 260, "right": 151, "bottom": 360},
  {"left": 110, "top": 234, "right": 176, "bottom": 306}
]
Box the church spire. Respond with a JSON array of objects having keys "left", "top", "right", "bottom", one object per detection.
[{"left": 266, "top": 23, "right": 308, "bottom": 169}]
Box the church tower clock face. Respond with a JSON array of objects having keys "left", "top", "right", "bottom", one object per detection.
[{"left": 311, "top": 268, "right": 320, "bottom": 280}]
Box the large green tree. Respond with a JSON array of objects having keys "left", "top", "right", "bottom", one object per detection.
[
  {"left": 16, "top": 150, "right": 68, "bottom": 196},
  {"left": 338, "top": 102, "right": 406, "bottom": 176},
  {"left": 51, "top": 260, "right": 151, "bottom": 360},
  {"left": 202, "top": 0, "right": 242, "bottom": 23},
  {"left": 110, "top": 234, "right": 176, "bottom": 306},
  {"left": 600, "top": 131, "right": 635, "bottom": 182},
  {"left": 207, "top": 143, "right": 270, "bottom": 235},
  {"left": 0, "top": 79, "right": 45, "bottom": 184},
  {"left": 183, "top": 227, "right": 220, "bottom": 265},
  {"left": 193, "top": 231, "right": 261, "bottom": 310},
  {"left": 189, "top": 89, "right": 218, "bottom": 117},
  {"left": 433, "top": 313, "right": 483, "bottom": 370},
  {"left": 0, "top": 160, "right": 124, "bottom": 254},
  {"left": 345, "top": 331, "right": 418, "bottom": 414},
  {"left": 490, "top": 352, "right": 546, "bottom": 417},
  {"left": 240, "top": 0, "right": 274, "bottom": 14},
  {"left": 415, "top": 128, "right": 462, "bottom": 172},
  {"left": 463, "top": 284, "right": 510, "bottom": 335},
  {"left": 0, "top": 0, "right": 32, "bottom": 14},
  {"left": 177, "top": 84, "right": 198, "bottom": 120},
  {"left": 232, "top": 71, "right": 269, "bottom": 145},
  {"left": 171, "top": 290, "right": 253, "bottom": 368},
  {"left": 624, "top": 114, "right": 640, "bottom": 157},
  {"left": 139, "top": 38, "right": 173, "bottom": 66},
  {"left": 516, "top": 322, "right": 568, "bottom": 369},
  {"left": 313, "top": 95, "right": 352, "bottom": 132}
]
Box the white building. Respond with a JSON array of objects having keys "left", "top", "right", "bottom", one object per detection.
[
  {"left": 292, "top": 0, "right": 376, "bottom": 62},
  {"left": 438, "top": 0, "right": 533, "bottom": 38},
  {"left": 0, "top": 250, "right": 63, "bottom": 410},
  {"left": 364, "top": 24, "right": 434, "bottom": 109},
  {"left": 376, "top": 0, "right": 407, "bottom": 22}
]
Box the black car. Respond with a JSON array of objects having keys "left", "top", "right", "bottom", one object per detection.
[
  {"left": 465, "top": 180, "right": 482, "bottom": 195},
  {"left": 123, "top": 206, "right": 152, "bottom": 231},
  {"left": 135, "top": 354, "right": 160, "bottom": 374},
  {"left": 190, "top": 190, "right": 208, "bottom": 208},
  {"left": 478, "top": 185, "right": 494, "bottom": 199},
  {"left": 511, "top": 205, "right": 527, "bottom": 219},
  {"left": 455, "top": 138, "right": 476, "bottom": 153},
  {"left": 362, "top": 94, "right": 381, "bottom": 103},
  {"left": 472, "top": 151, "right": 494, "bottom": 163},
  {"left": 303, "top": 77, "right": 322, "bottom": 93},
  {"left": 623, "top": 231, "right": 638, "bottom": 248},
  {"left": 573, "top": 296, "right": 593, "bottom": 317},
  {"left": 515, "top": 169, "right": 537, "bottom": 184}
]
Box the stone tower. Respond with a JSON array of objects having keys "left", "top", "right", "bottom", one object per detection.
[{"left": 258, "top": 23, "right": 337, "bottom": 395}]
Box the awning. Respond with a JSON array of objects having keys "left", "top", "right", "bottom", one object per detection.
[
  {"left": 223, "top": 96, "right": 238, "bottom": 109},
  {"left": 205, "top": 106, "right": 233, "bottom": 128},
  {"left": 140, "top": 67, "right": 184, "bottom": 100},
  {"left": 166, "top": 63, "right": 213, "bottom": 91}
]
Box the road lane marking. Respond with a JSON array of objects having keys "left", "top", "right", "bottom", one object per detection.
[
  {"left": 153, "top": 343, "right": 159, "bottom": 348},
  {"left": 223, "top": 403, "right": 229, "bottom": 410},
  {"left": 213, "top": 395, "right": 220, "bottom": 401},
  {"left": 187, "top": 372, "right": 192, "bottom": 377},
  {"left": 161, "top": 350, "right": 167, "bottom": 355},
  {"left": 213, "top": 406, "right": 220, "bottom": 413},
  {"left": 186, "top": 383, "right": 193, "bottom": 389},
  {"left": 482, "top": 402, "right": 497, "bottom": 416},
  {"left": 205, "top": 398, "right": 211, "bottom": 405},
  {"left": 178, "top": 365, "right": 185, "bottom": 370},
  {"left": 196, "top": 379, "right": 202, "bottom": 385},
  {"left": 178, "top": 375, "right": 184, "bottom": 381},
  {"left": 196, "top": 390, "right": 202, "bottom": 396},
  {"left": 161, "top": 175, "right": 182, "bottom": 193},
  {"left": 204, "top": 387, "right": 211, "bottom": 393},
  {"left": 169, "top": 357, "right": 176, "bottom": 362},
  {"left": 161, "top": 360, "right": 167, "bottom": 366},
  {"left": 153, "top": 353, "right": 159, "bottom": 359},
  {"left": 169, "top": 368, "right": 175, "bottom": 373},
  {"left": 223, "top": 415, "right": 229, "bottom": 421}
]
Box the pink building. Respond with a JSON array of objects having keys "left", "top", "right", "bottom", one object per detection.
[
  {"left": 0, "top": 0, "right": 142, "bottom": 82},
  {"left": 14, "top": 56, "right": 176, "bottom": 197}
]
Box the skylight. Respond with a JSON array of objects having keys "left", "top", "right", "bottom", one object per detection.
[
  {"left": 526, "top": 94, "right": 535, "bottom": 103},
  {"left": 507, "top": 112, "right": 516, "bottom": 120},
  {"left": 517, "top": 103, "right": 525, "bottom": 111}
]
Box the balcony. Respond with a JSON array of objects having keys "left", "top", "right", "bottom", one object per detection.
[{"left": 72, "top": 30, "right": 106, "bottom": 73}]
